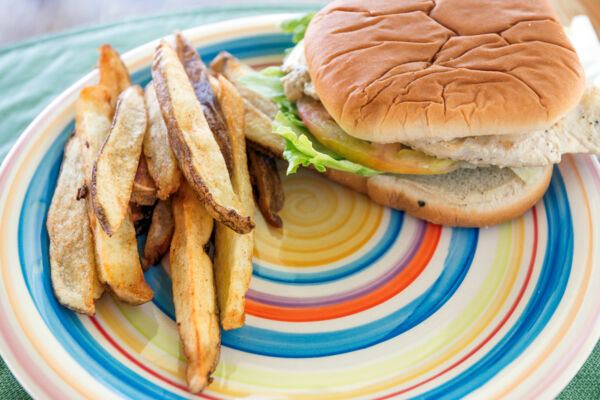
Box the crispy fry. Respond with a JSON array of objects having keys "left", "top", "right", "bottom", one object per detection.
[
  {"left": 77, "top": 82, "right": 150, "bottom": 303},
  {"left": 130, "top": 203, "right": 153, "bottom": 235},
  {"left": 151, "top": 41, "right": 254, "bottom": 234},
  {"left": 175, "top": 33, "right": 234, "bottom": 176},
  {"left": 212, "top": 76, "right": 255, "bottom": 330},
  {"left": 47, "top": 135, "right": 100, "bottom": 315},
  {"left": 92, "top": 208, "right": 153, "bottom": 305},
  {"left": 131, "top": 155, "right": 158, "bottom": 206},
  {"left": 98, "top": 44, "right": 132, "bottom": 109},
  {"left": 76, "top": 86, "right": 113, "bottom": 183},
  {"left": 91, "top": 85, "right": 147, "bottom": 235},
  {"left": 244, "top": 102, "right": 285, "bottom": 157},
  {"left": 210, "top": 52, "right": 285, "bottom": 156},
  {"left": 74, "top": 86, "right": 113, "bottom": 300},
  {"left": 143, "top": 82, "right": 182, "bottom": 199},
  {"left": 248, "top": 148, "right": 284, "bottom": 228},
  {"left": 171, "top": 182, "right": 220, "bottom": 393},
  {"left": 142, "top": 199, "right": 174, "bottom": 270},
  {"left": 210, "top": 51, "right": 279, "bottom": 118}
]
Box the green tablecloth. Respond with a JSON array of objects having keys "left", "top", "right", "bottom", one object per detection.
[{"left": 0, "top": 4, "right": 598, "bottom": 399}]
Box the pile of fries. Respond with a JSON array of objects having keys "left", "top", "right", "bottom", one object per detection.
[{"left": 47, "top": 33, "right": 284, "bottom": 393}]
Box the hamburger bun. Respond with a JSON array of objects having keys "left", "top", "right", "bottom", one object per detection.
[
  {"left": 324, "top": 165, "right": 553, "bottom": 227},
  {"left": 304, "top": 0, "right": 585, "bottom": 143}
]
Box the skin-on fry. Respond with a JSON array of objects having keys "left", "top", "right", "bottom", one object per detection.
[
  {"left": 74, "top": 86, "right": 113, "bottom": 300},
  {"left": 212, "top": 75, "right": 255, "bottom": 330},
  {"left": 77, "top": 58, "right": 151, "bottom": 304},
  {"left": 151, "top": 41, "right": 254, "bottom": 234},
  {"left": 93, "top": 209, "right": 153, "bottom": 305},
  {"left": 91, "top": 85, "right": 147, "bottom": 236},
  {"left": 47, "top": 135, "right": 100, "bottom": 315},
  {"left": 142, "top": 199, "right": 174, "bottom": 270},
  {"left": 247, "top": 148, "right": 284, "bottom": 228},
  {"left": 171, "top": 182, "right": 220, "bottom": 393},
  {"left": 210, "top": 51, "right": 278, "bottom": 118},
  {"left": 175, "top": 32, "right": 234, "bottom": 176},
  {"left": 143, "top": 82, "right": 182, "bottom": 199},
  {"left": 98, "top": 44, "right": 132, "bottom": 109},
  {"left": 210, "top": 52, "right": 285, "bottom": 157},
  {"left": 131, "top": 155, "right": 158, "bottom": 206}
]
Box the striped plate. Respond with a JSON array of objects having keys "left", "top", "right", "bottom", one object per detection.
[{"left": 1, "top": 14, "right": 600, "bottom": 400}]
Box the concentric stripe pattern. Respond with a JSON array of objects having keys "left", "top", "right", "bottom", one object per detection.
[{"left": 2, "top": 19, "right": 600, "bottom": 400}]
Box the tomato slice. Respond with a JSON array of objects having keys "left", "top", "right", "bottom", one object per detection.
[{"left": 297, "top": 97, "right": 460, "bottom": 175}]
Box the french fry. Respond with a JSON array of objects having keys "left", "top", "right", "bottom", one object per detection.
[
  {"left": 78, "top": 51, "right": 152, "bottom": 305},
  {"left": 130, "top": 202, "right": 153, "bottom": 235},
  {"left": 131, "top": 155, "right": 158, "bottom": 206},
  {"left": 212, "top": 75, "right": 255, "bottom": 330},
  {"left": 175, "top": 32, "right": 234, "bottom": 176},
  {"left": 210, "top": 52, "right": 285, "bottom": 157},
  {"left": 92, "top": 209, "right": 153, "bottom": 305},
  {"left": 76, "top": 86, "right": 113, "bottom": 186},
  {"left": 151, "top": 41, "right": 254, "bottom": 234},
  {"left": 98, "top": 44, "right": 132, "bottom": 109},
  {"left": 74, "top": 86, "right": 112, "bottom": 300},
  {"left": 247, "top": 148, "right": 284, "bottom": 228},
  {"left": 91, "top": 85, "right": 147, "bottom": 236},
  {"left": 243, "top": 102, "right": 286, "bottom": 157},
  {"left": 142, "top": 199, "right": 174, "bottom": 270},
  {"left": 210, "top": 51, "right": 279, "bottom": 119},
  {"left": 143, "top": 82, "right": 182, "bottom": 199},
  {"left": 171, "top": 182, "right": 220, "bottom": 393},
  {"left": 47, "top": 135, "right": 100, "bottom": 315}
]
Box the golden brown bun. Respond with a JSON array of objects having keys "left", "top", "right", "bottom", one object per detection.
[
  {"left": 321, "top": 165, "right": 552, "bottom": 227},
  {"left": 304, "top": 0, "right": 585, "bottom": 143}
]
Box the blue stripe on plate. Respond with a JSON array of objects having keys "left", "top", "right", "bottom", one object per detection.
[
  {"left": 149, "top": 227, "right": 478, "bottom": 358},
  {"left": 415, "top": 167, "right": 573, "bottom": 400}
]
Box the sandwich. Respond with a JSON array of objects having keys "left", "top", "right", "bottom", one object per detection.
[{"left": 212, "top": 0, "right": 600, "bottom": 227}]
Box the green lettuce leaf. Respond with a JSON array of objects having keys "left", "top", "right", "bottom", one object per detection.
[
  {"left": 280, "top": 13, "right": 315, "bottom": 44},
  {"left": 273, "top": 112, "right": 380, "bottom": 176},
  {"left": 239, "top": 66, "right": 380, "bottom": 177}
]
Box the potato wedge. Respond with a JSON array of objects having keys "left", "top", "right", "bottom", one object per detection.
[
  {"left": 142, "top": 199, "right": 174, "bottom": 270},
  {"left": 91, "top": 85, "right": 147, "bottom": 236},
  {"left": 248, "top": 148, "right": 284, "bottom": 228},
  {"left": 130, "top": 202, "right": 153, "bottom": 235},
  {"left": 210, "top": 52, "right": 285, "bottom": 157},
  {"left": 76, "top": 86, "right": 113, "bottom": 183},
  {"left": 244, "top": 102, "right": 285, "bottom": 157},
  {"left": 210, "top": 51, "right": 278, "bottom": 118},
  {"left": 143, "top": 82, "right": 182, "bottom": 199},
  {"left": 171, "top": 181, "right": 220, "bottom": 393},
  {"left": 151, "top": 41, "right": 254, "bottom": 234},
  {"left": 93, "top": 208, "right": 153, "bottom": 305},
  {"left": 131, "top": 155, "right": 158, "bottom": 206},
  {"left": 47, "top": 135, "right": 100, "bottom": 315},
  {"left": 175, "top": 33, "right": 234, "bottom": 176},
  {"left": 212, "top": 76, "right": 255, "bottom": 330},
  {"left": 74, "top": 86, "right": 113, "bottom": 300},
  {"left": 98, "top": 44, "right": 132, "bottom": 109}
]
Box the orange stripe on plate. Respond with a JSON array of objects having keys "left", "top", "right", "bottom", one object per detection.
[{"left": 246, "top": 224, "right": 442, "bottom": 322}]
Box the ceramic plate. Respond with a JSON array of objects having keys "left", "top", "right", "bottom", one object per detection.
[{"left": 1, "top": 14, "right": 600, "bottom": 400}]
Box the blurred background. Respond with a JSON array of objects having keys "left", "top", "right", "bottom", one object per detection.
[
  {"left": 0, "top": 0, "right": 324, "bottom": 45},
  {"left": 0, "top": 0, "right": 598, "bottom": 46}
]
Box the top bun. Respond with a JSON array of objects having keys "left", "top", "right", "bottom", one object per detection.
[{"left": 304, "top": 0, "right": 586, "bottom": 142}]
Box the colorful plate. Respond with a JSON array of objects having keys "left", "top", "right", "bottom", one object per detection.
[{"left": 1, "top": 14, "right": 600, "bottom": 400}]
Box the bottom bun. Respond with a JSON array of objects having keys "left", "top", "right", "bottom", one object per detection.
[{"left": 323, "top": 166, "right": 553, "bottom": 227}]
